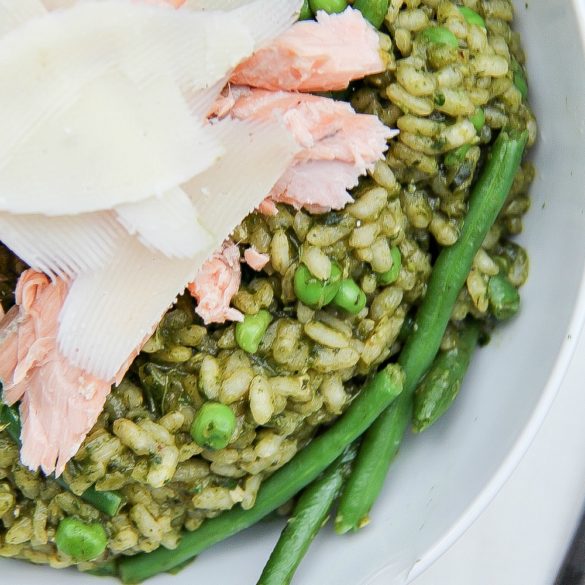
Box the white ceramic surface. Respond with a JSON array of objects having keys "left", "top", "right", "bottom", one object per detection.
[
  {"left": 4, "top": 1, "right": 585, "bottom": 584},
  {"left": 412, "top": 284, "right": 585, "bottom": 585}
]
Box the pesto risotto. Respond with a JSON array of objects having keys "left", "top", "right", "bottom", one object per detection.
[{"left": 0, "top": 0, "right": 535, "bottom": 582}]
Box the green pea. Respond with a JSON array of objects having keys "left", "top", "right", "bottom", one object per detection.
[
  {"left": 419, "top": 26, "right": 459, "bottom": 49},
  {"left": 333, "top": 279, "right": 367, "bottom": 314},
  {"left": 309, "top": 0, "right": 348, "bottom": 14},
  {"left": 470, "top": 108, "right": 486, "bottom": 132},
  {"left": 487, "top": 274, "right": 520, "bottom": 320},
  {"left": 511, "top": 59, "right": 528, "bottom": 100},
  {"left": 353, "top": 0, "right": 389, "bottom": 28},
  {"left": 299, "top": 0, "right": 313, "bottom": 20},
  {"left": 377, "top": 246, "right": 402, "bottom": 285},
  {"left": 191, "top": 402, "right": 236, "bottom": 450},
  {"left": 457, "top": 6, "right": 486, "bottom": 28},
  {"left": 55, "top": 518, "right": 107, "bottom": 562},
  {"left": 235, "top": 310, "right": 273, "bottom": 354},
  {"left": 444, "top": 144, "right": 471, "bottom": 168},
  {"left": 294, "top": 263, "right": 342, "bottom": 309}
]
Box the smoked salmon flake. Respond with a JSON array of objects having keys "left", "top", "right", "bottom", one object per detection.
[
  {"left": 188, "top": 241, "right": 244, "bottom": 325},
  {"left": 0, "top": 270, "right": 114, "bottom": 476},
  {"left": 231, "top": 7, "right": 385, "bottom": 92},
  {"left": 219, "top": 88, "right": 397, "bottom": 213}
]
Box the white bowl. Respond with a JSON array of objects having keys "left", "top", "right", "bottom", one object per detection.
[{"left": 5, "top": 1, "right": 585, "bottom": 583}]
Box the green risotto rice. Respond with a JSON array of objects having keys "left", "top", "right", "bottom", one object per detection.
[{"left": 0, "top": 0, "right": 535, "bottom": 574}]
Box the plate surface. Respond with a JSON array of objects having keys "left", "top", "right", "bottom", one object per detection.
[{"left": 4, "top": 1, "right": 585, "bottom": 583}]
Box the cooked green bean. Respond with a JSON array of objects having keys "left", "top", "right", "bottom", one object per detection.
[
  {"left": 335, "top": 396, "right": 409, "bottom": 534},
  {"left": 413, "top": 321, "right": 481, "bottom": 432},
  {"left": 117, "top": 365, "right": 404, "bottom": 584},
  {"left": 487, "top": 273, "right": 521, "bottom": 320},
  {"left": 353, "top": 0, "right": 389, "bottom": 28},
  {"left": 257, "top": 444, "right": 358, "bottom": 585},
  {"left": 83, "top": 561, "right": 118, "bottom": 577},
  {"left": 1, "top": 397, "right": 123, "bottom": 517},
  {"left": 55, "top": 480, "right": 123, "bottom": 518},
  {"left": 335, "top": 130, "right": 528, "bottom": 533}
]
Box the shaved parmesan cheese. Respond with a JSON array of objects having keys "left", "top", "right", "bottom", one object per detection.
[
  {"left": 184, "top": 117, "right": 300, "bottom": 237},
  {"left": 0, "top": 72, "right": 223, "bottom": 215},
  {"left": 41, "top": 0, "right": 75, "bottom": 10},
  {"left": 183, "top": 0, "right": 259, "bottom": 8},
  {"left": 184, "top": 0, "right": 304, "bottom": 48},
  {"left": 115, "top": 187, "right": 213, "bottom": 259},
  {"left": 0, "top": 211, "right": 124, "bottom": 279},
  {"left": 234, "top": 0, "right": 304, "bottom": 48},
  {"left": 57, "top": 236, "right": 211, "bottom": 381},
  {"left": 0, "top": 0, "right": 45, "bottom": 38},
  {"left": 185, "top": 76, "right": 232, "bottom": 121},
  {"left": 58, "top": 117, "right": 299, "bottom": 379},
  {"left": 0, "top": 1, "right": 255, "bottom": 170}
]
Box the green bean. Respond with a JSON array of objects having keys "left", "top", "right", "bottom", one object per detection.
[
  {"left": 257, "top": 444, "right": 358, "bottom": 585},
  {"left": 117, "top": 364, "right": 404, "bottom": 584},
  {"left": 457, "top": 6, "right": 486, "bottom": 28},
  {"left": 166, "top": 559, "right": 196, "bottom": 576},
  {"left": 55, "top": 479, "right": 123, "bottom": 518},
  {"left": 236, "top": 310, "right": 273, "bottom": 353},
  {"left": 413, "top": 321, "right": 480, "bottom": 432},
  {"left": 335, "top": 130, "right": 528, "bottom": 533},
  {"left": 294, "top": 263, "right": 342, "bottom": 309},
  {"left": 377, "top": 246, "right": 402, "bottom": 285},
  {"left": 1, "top": 396, "right": 123, "bottom": 517},
  {"left": 487, "top": 274, "right": 520, "bottom": 320},
  {"left": 333, "top": 279, "right": 367, "bottom": 314},
  {"left": 55, "top": 517, "right": 108, "bottom": 562},
  {"left": 335, "top": 396, "right": 409, "bottom": 534},
  {"left": 309, "top": 0, "right": 348, "bottom": 15},
  {"left": 83, "top": 561, "right": 118, "bottom": 577},
  {"left": 190, "top": 402, "right": 237, "bottom": 450},
  {"left": 419, "top": 26, "right": 459, "bottom": 48},
  {"left": 299, "top": 0, "right": 312, "bottom": 20},
  {"left": 353, "top": 0, "right": 389, "bottom": 28},
  {"left": 470, "top": 108, "right": 486, "bottom": 132}
]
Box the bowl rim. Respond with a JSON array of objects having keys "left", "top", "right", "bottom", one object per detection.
[
  {"left": 406, "top": 285, "right": 585, "bottom": 581},
  {"left": 3, "top": 4, "right": 585, "bottom": 585},
  {"left": 400, "top": 4, "right": 585, "bottom": 579}
]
